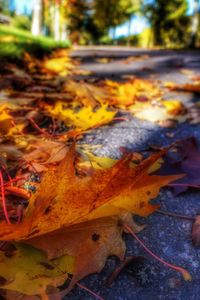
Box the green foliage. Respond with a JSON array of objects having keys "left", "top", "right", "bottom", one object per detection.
[
  {"left": 93, "top": 0, "right": 140, "bottom": 33},
  {"left": 0, "top": 0, "right": 9, "bottom": 14},
  {"left": 12, "top": 15, "right": 31, "bottom": 31},
  {"left": 67, "top": 0, "right": 141, "bottom": 43},
  {"left": 0, "top": 24, "right": 70, "bottom": 59},
  {"left": 143, "top": 0, "right": 189, "bottom": 47}
]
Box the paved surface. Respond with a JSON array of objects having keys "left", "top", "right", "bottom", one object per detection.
[{"left": 65, "top": 47, "right": 200, "bottom": 300}]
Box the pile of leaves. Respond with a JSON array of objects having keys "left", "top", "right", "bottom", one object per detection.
[{"left": 0, "top": 50, "right": 199, "bottom": 300}]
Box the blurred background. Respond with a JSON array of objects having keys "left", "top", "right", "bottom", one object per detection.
[{"left": 0, "top": 0, "right": 199, "bottom": 51}]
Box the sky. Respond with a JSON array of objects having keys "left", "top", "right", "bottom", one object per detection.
[
  {"left": 9, "top": 0, "right": 196, "bottom": 37},
  {"left": 9, "top": 0, "right": 33, "bottom": 15}
]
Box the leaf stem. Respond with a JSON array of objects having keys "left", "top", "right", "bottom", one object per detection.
[
  {"left": 0, "top": 176, "right": 29, "bottom": 188},
  {"left": 1, "top": 165, "right": 12, "bottom": 185},
  {"left": 28, "top": 117, "right": 50, "bottom": 137},
  {"left": 0, "top": 171, "right": 11, "bottom": 224},
  {"left": 76, "top": 282, "right": 105, "bottom": 300},
  {"left": 157, "top": 209, "right": 195, "bottom": 221},
  {"left": 123, "top": 223, "right": 191, "bottom": 281}
]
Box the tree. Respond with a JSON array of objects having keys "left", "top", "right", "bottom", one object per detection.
[
  {"left": 143, "top": 0, "right": 189, "bottom": 47},
  {"left": 67, "top": 0, "right": 96, "bottom": 43},
  {"left": 93, "top": 0, "right": 139, "bottom": 35},
  {"left": 189, "top": 0, "right": 200, "bottom": 48},
  {"left": 0, "top": 0, "right": 9, "bottom": 14},
  {"left": 31, "top": 0, "right": 43, "bottom": 36}
]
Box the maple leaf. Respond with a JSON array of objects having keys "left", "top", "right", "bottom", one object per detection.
[
  {"left": 44, "top": 102, "right": 117, "bottom": 131},
  {"left": 105, "top": 78, "right": 161, "bottom": 107},
  {"left": 43, "top": 56, "right": 74, "bottom": 76},
  {"left": 192, "top": 215, "right": 200, "bottom": 247},
  {"left": 0, "top": 144, "right": 181, "bottom": 241},
  {"left": 22, "top": 140, "right": 69, "bottom": 172},
  {"left": 0, "top": 243, "right": 73, "bottom": 297},
  {"left": 25, "top": 212, "right": 144, "bottom": 292},
  {"left": 158, "top": 137, "right": 200, "bottom": 194},
  {"left": 63, "top": 80, "right": 109, "bottom": 108},
  {"left": 26, "top": 217, "right": 127, "bottom": 292}
]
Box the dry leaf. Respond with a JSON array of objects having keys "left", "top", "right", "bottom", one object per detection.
[
  {"left": 45, "top": 103, "right": 116, "bottom": 131},
  {"left": 192, "top": 215, "right": 200, "bottom": 247},
  {"left": 0, "top": 243, "right": 73, "bottom": 297},
  {"left": 0, "top": 144, "right": 181, "bottom": 241}
]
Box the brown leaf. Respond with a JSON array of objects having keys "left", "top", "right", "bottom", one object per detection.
[
  {"left": 192, "top": 215, "right": 200, "bottom": 247},
  {"left": 26, "top": 217, "right": 125, "bottom": 291}
]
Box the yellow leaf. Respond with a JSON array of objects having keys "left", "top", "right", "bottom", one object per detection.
[
  {"left": 43, "top": 57, "right": 74, "bottom": 75},
  {"left": 45, "top": 102, "right": 116, "bottom": 131},
  {"left": 162, "top": 100, "right": 184, "bottom": 115},
  {"left": 0, "top": 243, "right": 73, "bottom": 296},
  {"left": 0, "top": 106, "right": 13, "bottom": 134},
  {"left": 63, "top": 80, "right": 109, "bottom": 107},
  {"left": 81, "top": 151, "right": 117, "bottom": 169},
  {"left": 105, "top": 79, "right": 161, "bottom": 106}
]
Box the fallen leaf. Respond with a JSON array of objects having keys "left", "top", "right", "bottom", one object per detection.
[
  {"left": 192, "top": 215, "right": 200, "bottom": 247},
  {"left": 162, "top": 100, "right": 185, "bottom": 115},
  {"left": 158, "top": 137, "right": 200, "bottom": 194},
  {"left": 0, "top": 243, "right": 73, "bottom": 297},
  {"left": 26, "top": 217, "right": 126, "bottom": 291},
  {"left": 63, "top": 80, "right": 109, "bottom": 107},
  {"left": 0, "top": 144, "right": 181, "bottom": 241},
  {"left": 166, "top": 82, "right": 200, "bottom": 93},
  {"left": 45, "top": 103, "right": 116, "bottom": 131},
  {"left": 105, "top": 79, "right": 161, "bottom": 106},
  {"left": 106, "top": 256, "right": 145, "bottom": 287}
]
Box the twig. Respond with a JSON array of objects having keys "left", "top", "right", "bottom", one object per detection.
[
  {"left": 123, "top": 223, "right": 191, "bottom": 281},
  {"left": 156, "top": 209, "right": 195, "bottom": 221},
  {"left": 76, "top": 282, "right": 104, "bottom": 300},
  {"left": 0, "top": 171, "right": 11, "bottom": 224},
  {"left": 28, "top": 117, "right": 50, "bottom": 137},
  {"left": 113, "top": 117, "right": 128, "bottom": 122},
  {"left": 105, "top": 256, "right": 145, "bottom": 287},
  {"left": 0, "top": 176, "right": 29, "bottom": 188},
  {"left": 1, "top": 165, "right": 12, "bottom": 185}
]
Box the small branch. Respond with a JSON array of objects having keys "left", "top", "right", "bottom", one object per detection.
[
  {"left": 76, "top": 282, "right": 105, "bottom": 300},
  {"left": 156, "top": 209, "right": 195, "bottom": 221},
  {"left": 123, "top": 223, "right": 191, "bottom": 281},
  {"left": 105, "top": 256, "right": 145, "bottom": 287},
  {"left": 113, "top": 117, "right": 128, "bottom": 122},
  {"left": 28, "top": 117, "right": 50, "bottom": 137},
  {"left": 0, "top": 176, "right": 29, "bottom": 188},
  {"left": 1, "top": 165, "right": 12, "bottom": 185},
  {"left": 0, "top": 171, "right": 11, "bottom": 224}
]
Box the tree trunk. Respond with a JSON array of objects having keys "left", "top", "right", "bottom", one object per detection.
[
  {"left": 61, "top": 24, "right": 68, "bottom": 41},
  {"left": 31, "top": 0, "right": 43, "bottom": 36},
  {"left": 54, "top": 2, "right": 60, "bottom": 41},
  {"left": 189, "top": 0, "right": 199, "bottom": 48},
  {"left": 127, "top": 16, "right": 132, "bottom": 46}
]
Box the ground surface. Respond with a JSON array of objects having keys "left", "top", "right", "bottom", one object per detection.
[{"left": 65, "top": 47, "right": 200, "bottom": 300}]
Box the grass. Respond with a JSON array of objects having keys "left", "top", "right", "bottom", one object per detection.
[{"left": 0, "top": 24, "right": 71, "bottom": 59}]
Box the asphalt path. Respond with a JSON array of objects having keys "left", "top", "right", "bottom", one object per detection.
[{"left": 65, "top": 47, "right": 200, "bottom": 300}]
